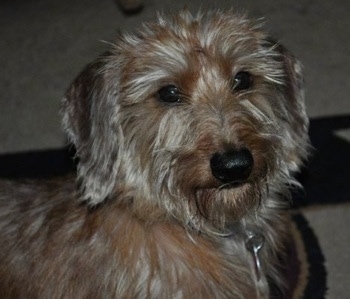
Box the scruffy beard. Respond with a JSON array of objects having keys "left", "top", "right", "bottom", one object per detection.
[
  {"left": 138, "top": 142, "right": 277, "bottom": 235},
  {"left": 190, "top": 182, "right": 265, "bottom": 232}
]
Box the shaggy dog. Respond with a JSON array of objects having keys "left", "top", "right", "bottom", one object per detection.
[{"left": 0, "top": 10, "right": 309, "bottom": 298}]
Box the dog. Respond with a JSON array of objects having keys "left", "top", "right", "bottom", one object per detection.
[{"left": 0, "top": 10, "right": 309, "bottom": 298}]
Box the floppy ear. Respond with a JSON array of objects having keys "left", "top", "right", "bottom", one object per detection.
[
  {"left": 281, "top": 44, "right": 308, "bottom": 132},
  {"left": 61, "top": 52, "right": 121, "bottom": 205},
  {"left": 275, "top": 41, "right": 310, "bottom": 170}
]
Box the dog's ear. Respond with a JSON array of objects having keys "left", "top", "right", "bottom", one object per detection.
[
  {"left": 280, "top": 44, "right": 308, "bottom": 132},
  {"left": 61, "top": 52, "right": 121, "bottom": 205},
  {"left": 273, "top": 41, "right": 310, "bottom": 169}
]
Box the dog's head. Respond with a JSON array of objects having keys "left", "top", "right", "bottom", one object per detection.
[{"left": 62, "top": 10, "right": 309, "bottom": 231}]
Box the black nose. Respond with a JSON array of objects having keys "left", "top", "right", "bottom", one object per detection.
[{"left": 210, "top": 149, "right": 254, "bottom": 184}]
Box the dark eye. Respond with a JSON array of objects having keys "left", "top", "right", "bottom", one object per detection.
[
  {"left": 232, "top": 71, "right": 253, "bottom": 92},
  {"left": 158, "top": 85, "right": 182, "bottom": 103}
]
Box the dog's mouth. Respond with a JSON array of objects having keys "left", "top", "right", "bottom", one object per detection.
[
  {"left": 195, "top": 183, "right": 255, "bottom": 206},
  {"left": 217, "top": 180, "right": 250, "bottom": 190},
  {"left": 196, "top": 175, "right": 252, "bottom": 192},
  {"left": 191, "top": 181, "right": 261, "bottom": 229}
]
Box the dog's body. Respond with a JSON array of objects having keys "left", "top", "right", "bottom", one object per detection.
[{"left": 0, "top": 10, "right": 309, "bottom": 298}]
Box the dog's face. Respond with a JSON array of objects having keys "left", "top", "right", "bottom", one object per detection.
[{"left": 62, "top": 11, "right": 309, "bottom": 231}]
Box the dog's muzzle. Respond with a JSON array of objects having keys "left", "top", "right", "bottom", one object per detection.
[{"left": 210, "top": 149, "right": 254, "bottom": 185}]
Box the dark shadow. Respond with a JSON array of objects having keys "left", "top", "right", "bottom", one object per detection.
[
  {"left": 0, "top": 147, "right": 76, "bottom": 179},
  {"left": 294, "top": 114, "right": 350, "bottom": 207}
]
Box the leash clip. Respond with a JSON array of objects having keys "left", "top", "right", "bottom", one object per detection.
[{"left": 245, "top": 229, "right": 265, "bottom": 281}]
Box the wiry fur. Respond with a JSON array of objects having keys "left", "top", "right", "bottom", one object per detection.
[{"left": 0, "top": 10, "right": 309, "bottom": 298}]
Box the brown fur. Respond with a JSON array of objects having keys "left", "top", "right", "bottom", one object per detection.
[{"left": 0, "top": 10, "right": 309, "bottom": 298}]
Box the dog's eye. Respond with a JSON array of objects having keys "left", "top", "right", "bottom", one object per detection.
[
  {"left": 232, "top": 71, "right": 253, "bottom": 92},
  {"left": 158, "top": 85, "right": 182, "bottom": 103}
]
